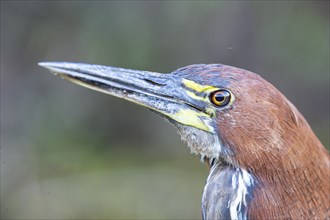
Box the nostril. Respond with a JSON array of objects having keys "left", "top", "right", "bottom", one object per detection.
[{"left": 144, "top": 78, "right": 165, "bottom": 86}]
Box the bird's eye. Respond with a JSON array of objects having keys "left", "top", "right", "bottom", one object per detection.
[{"left": 210, "top": 90, "right": 231, "bottom": 107}]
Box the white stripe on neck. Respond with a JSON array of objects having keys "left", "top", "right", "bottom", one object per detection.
[{"left": 228, "top": 168, "right": 254, "bottom": 220}]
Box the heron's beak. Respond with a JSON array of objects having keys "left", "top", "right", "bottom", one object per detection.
[{"left": 39, "top": 62, "right": 215, "bottom": 132}]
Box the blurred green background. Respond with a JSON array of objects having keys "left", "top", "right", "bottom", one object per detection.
[{"left": 1, "top": 1, "right": 329, "bottom": 219}]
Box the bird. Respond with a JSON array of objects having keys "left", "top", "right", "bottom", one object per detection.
[{"left": 39, "top": 62, "right": 330, "bottom": 219}]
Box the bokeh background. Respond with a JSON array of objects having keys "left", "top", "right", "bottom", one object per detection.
[{"left": 1, "top": 1, "right": 329, "bottom": 219}]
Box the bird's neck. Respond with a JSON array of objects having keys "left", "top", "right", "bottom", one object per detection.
[
  {"left": 203, "top": 140, "right": 329, "bottom": 220},
  {"left": 248, "top": 143, "right": 329, "bottom": 218},
  {"left": 241, "top": 125, "right": 330, "bottom": 219}
]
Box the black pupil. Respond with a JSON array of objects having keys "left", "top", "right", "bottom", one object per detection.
[{"left": 215, "top": 93, "right": 225, "bottom": 102}]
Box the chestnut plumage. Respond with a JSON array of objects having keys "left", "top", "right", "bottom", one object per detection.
[{"left": 39, "top": 62, "right": 330, "bottom": 219}]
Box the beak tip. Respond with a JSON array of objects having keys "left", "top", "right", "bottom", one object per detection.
[
  {"left": 38, "top": 62, "right": 69, "bottom": 77},
  {"left": 38, "top": 62, "right": 74, "bottom": 74},
  {"left": 38, "top": 62, "right": 60, "bottom": 71},
  {"left": 38, "top": 61, "right": 62, "bottom": 68},
  {"left": 38, "top": 61, "right": 91, "bottom": 71},
  {"left": 38, "top": 61, "right": 48, "bottom": 67}
]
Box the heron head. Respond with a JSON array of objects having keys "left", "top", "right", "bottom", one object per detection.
[{"left": 39, "top": 62, "right": 301, "bottom": 169}]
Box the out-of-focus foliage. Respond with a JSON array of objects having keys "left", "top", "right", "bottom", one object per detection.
[{"left": 1, "top": 1, "right": 329, "bottom": 219}]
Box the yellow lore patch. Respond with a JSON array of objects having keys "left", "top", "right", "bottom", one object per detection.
[{"left": 182, "top": 79, "right": 216, "bottom": 93}]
